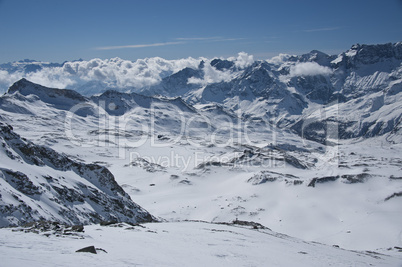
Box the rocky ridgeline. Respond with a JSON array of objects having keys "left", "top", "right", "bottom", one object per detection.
[{"left": 0, "top": 121, "right": 156, "bottom": 227}]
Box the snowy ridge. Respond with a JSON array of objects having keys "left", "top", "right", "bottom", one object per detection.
[
  {"left": 0, "top": 121, "right": 155, "bottom": 226},
  {"left": 6, "top": 78, "right": 87, "bottom": 111}
]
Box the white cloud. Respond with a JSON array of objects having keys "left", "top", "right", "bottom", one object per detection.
[
  {"left": 175, "top": 37, "right": 245, "bottom": 43},
  {"left": 0, "top": 57, "right": 201, "bottom": 94},
  {"left": 231, "top": 52, "right": 254, "bottom": 69},
  {"left": 303, "top": 27, "right": 340, "bottom": 33},
  {"left": 25, "top": 68, "right": 76, "bottom": 89},
  {"left": 188, "top": 62, "right": 234, "bottom": 86},
  {"left": 289, "top": 62, "right": 333, "bottom": 77},
  {"left": 188, "top": 52, "right": 254, "bottom": 86},
  {"left": 95, "top": 42, "right": 185, "bottom": 50},
  {"left": 175, "top": 37, "right": 221, "bottom": 41},
  {"left": 0, "top": 70, "right": 24, "bottom": 91},
  {"left": 0, "top": 53, "right": 257, "bottom": 94},
  {"left": 267, "top": 53, "right": 292, "bottom": 65}
]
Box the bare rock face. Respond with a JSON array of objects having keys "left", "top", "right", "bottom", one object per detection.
[{"left": 76, "top": 246, "right": 97, "bottom": 254}]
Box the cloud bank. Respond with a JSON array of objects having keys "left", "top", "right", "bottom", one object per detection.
[
  {"left": 267, "top": 53, "right": 292, "bottom": 65},
  {"left": 0, "top": 52, "right": 256, "bottom": 94},
  {"left": 187, "top": 63, "right": 234, "bottom": 86},
  {"left": 0, "top": 53, "right": 333, "bottom": 96},
  {"left": 0, "top": 57, "right": 201, "bottom": 94}
]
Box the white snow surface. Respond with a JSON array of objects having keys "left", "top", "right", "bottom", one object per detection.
[
  {"left": 0, "top": 79, "right": 401, "bottom": 254},
  {"left": 0, "top": 221, "right": 401, "bottom": 266}
]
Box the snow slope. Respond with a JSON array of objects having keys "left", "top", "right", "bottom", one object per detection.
[
  {"left": 0, "top": 221, "right": 400, "bottom": 266},
  {"left": 0, "top": 77, "right": 401, "bottom": 253},
  {"left": 0, "top": 121, "right": 155, "bottom": 226}
]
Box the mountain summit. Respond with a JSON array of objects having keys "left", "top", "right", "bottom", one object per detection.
[{"left": 8, "top": 78, "right": 87, "bottom": 105}]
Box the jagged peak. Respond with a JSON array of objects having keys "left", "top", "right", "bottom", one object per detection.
[
  {"left": 309, "top": 50, "right": 329, "bottom": 56},
  {"left": 340, "top": 41, "right": 402, "bottom": 66},
  {"left": 210, "top": 58, "right": 235, "bottom": 71},
  {"left": 8, "top": 78, "right": 32, "bottom": 91},
  {"left": 240, "top": 60, "right": 272, "bottom": 75},
  {"left": 198, "top": 60, "right": 205, "bottom": 69},
  {"left": 286, "top": 50, "right": 334, "bottom": 66}
]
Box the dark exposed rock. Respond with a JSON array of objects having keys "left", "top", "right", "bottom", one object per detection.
[
  {"left": 231, "top": 219, "right": 270, "bottom": 230},
  {"left": 96, "top": 248, "right": 108, "bottom": 253},
  {"left": 71, "top": 225, "right": 84, "bottom": 232},
  {"left": 178, "top": 179, "right": 192, "bottom": 185},
  {"left": 195, "top": 160, "right": 230, "bottom": 169},
  {"left": 292, "top": 180, "right": 303, "bottom": 185},
  {"left": 76, "top": 246, "right": 97, "bottom": 254},
  {"left": 248, "top": 172, "right": 277, "bottom": 185},
  {"left": 384, "top": 191, "right": 402, "bottom": 201},
  {"left": 100, "top": 220, "right": 118, "bottom": 226},
  {"left": 0, "top": 168, "right": 42, "bottom": 195},
  {"left": 210, "top": 58, "right": 235, "bottom": 71},
  {"left": 170, "top": 174, "right": 179, "bottom": 180},
  {"left": 341, "top": 173, "right": 370, "bottom": 184},
  {"left": 128, "top": 158, "right": 166, "bottom": 172},
  {"left": 308, "top": 176, "right": 340, "bottom": 187},
  {"left": 283, "top": 154, "right": 307, "bottom": 169},
  {"left": 12, "top": 221, "right": 85, "bottom": 237}
]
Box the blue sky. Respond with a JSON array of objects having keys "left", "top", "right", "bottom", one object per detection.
[{"left": 0, "top": 0, "right": 401, "bottom": 63}]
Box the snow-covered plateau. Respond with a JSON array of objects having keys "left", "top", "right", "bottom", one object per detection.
[{"left": 0, "top": 42, "right": 401, "bottom": 265}]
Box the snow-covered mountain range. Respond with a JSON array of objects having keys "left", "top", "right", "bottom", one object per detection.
[
  {"left": 0, "top": 42, "right": 401, "bottom": 265},
  {"left": 1, "top": 43, "right": 401, "bottom": 142}
]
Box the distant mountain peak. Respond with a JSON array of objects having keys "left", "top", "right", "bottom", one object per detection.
[
  {"left": 8, "top": 78, "right": 38, "bottom": 93},
  {"left": 8, "top": 77, "right": 31, "bottom": 89},
  {"left": 347, "top": 42, "right": 402, "bottom": 60},
  {"left": 21, "top": 59, "right": 37, "bottom": 63},
  {"left": 7, "top": 79, "right": 87, "bottom": 110},
  {"left": 309, "top": 49, "right": 326, "bottom": 54},
  {"left": 210, "top": 58, "right": 235, "bottom": 71}
]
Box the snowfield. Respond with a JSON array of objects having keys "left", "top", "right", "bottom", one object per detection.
[{"left": 1, "top": 221, "right": 401, "bottom": 267}]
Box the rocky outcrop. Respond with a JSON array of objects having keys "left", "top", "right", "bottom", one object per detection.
[{"left": 0, "top": 121, "right": 156, "bottom": 227}]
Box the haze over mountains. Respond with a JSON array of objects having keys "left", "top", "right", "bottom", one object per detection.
[{"left": 0, "top": 42, "right": 401, "bottom": 265}]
